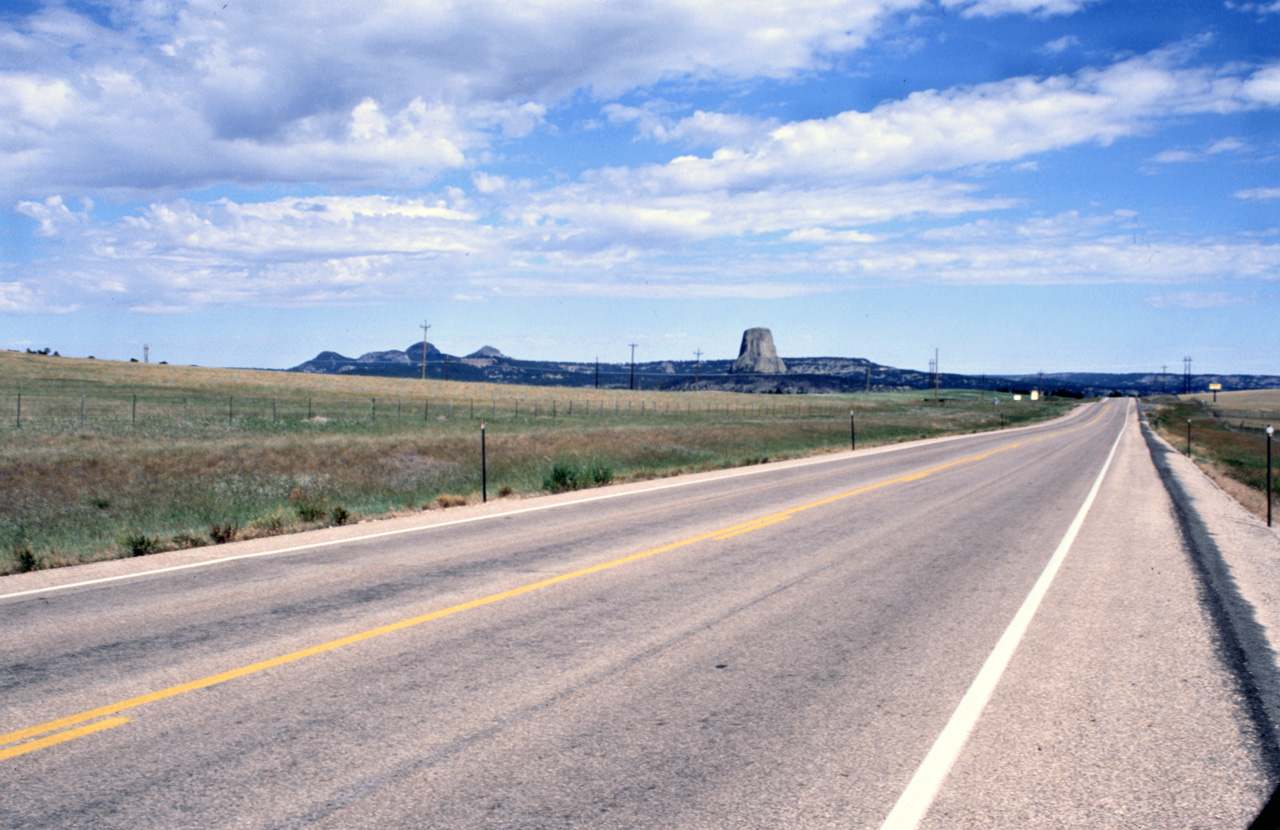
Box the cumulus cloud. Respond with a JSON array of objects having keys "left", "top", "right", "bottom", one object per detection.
[
  {"left": 0, "top": 0, "right": 928, "bottom": 195},
  {"left": 581, "top": 48, "right": 1280, "bottom": 199}
]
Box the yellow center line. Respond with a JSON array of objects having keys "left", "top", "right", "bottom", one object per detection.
[
  {"left": 0, "top": 717, "right": 131, "bottom": 761},
  {"left": 714, "top": 515, "right": 794, "bottom": 540},
  {"left": 3, "top": 402, "right": 1115, "bottom": 758}
]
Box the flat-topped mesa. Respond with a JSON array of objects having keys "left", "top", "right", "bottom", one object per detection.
[{"left": 730, "top": 327, "right": 786, "bottom": 374}]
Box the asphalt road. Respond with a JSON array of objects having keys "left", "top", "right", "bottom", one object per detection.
[{"left": 1, "top": 399, "right": 1273, "bottom": 828}]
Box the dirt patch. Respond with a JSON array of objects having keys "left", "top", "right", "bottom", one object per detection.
[{"left": 1200, "top": 459, "right": 1271, "bottom": 522}]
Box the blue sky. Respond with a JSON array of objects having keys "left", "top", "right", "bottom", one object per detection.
[{"left": 1, "top": 0, "right": 1278, "bottom": 375}]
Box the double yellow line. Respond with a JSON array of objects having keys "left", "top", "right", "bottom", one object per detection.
[{"left": 1, "top": 403, "right": 1112, "bottom": 761}]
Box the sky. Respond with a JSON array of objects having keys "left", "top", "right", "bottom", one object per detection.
[{"left": 1, "top": 0, "right": 1278, "bottom": 376}]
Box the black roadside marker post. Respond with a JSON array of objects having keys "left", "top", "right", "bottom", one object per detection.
[
  {"left": 1187, "top": 418, "right": 1192, "bottom": 455},
  {"left": 850, "top": 410, "right": 856, "bottom": 451},
  {"left": 481, "top": 420, "right": 488, "bottom": 503},
  {"left": 1267, "top": 425, "right": 1273, "bottom": 528}
]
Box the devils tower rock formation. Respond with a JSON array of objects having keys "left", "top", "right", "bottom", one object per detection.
[{"left": 730, "top": 327, "right": 786, "bottom": 374}]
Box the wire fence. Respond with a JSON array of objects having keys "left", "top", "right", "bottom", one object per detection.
[
  {"left": 0, "top": 391, "right": 870, "bottom": 430},
  {"left": 1206, "top": 406, "right": 1280, "bottom": 432}
]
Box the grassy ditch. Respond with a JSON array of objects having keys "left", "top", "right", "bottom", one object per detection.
[
  {"left": 1146, "top": 393, "right": 1278, "bottom": 520},
  {"left": 1, "top": 351, "right": 1077, "bottom": 574}
]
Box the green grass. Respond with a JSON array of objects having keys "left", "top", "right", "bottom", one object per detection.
[
  {"left": 0, "top": 351, "right": 1077, "bottom": 573},
  {"left": 1146, "top": 395, "right": 1277, "bottom": 507}
]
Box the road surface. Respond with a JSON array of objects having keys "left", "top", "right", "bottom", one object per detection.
[{"left": 2, "top": 399, "right": 1275, "bottom": 828}]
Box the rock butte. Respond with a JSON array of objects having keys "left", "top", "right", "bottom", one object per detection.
[{"left": 731, "top": 327, "right": 787, "bottom": 375}]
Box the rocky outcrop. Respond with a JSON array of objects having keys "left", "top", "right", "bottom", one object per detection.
[
  {"left": 467, "top": 346, "right": 505, "bottom": 359},
  {"left": 730, "top": 328, "right": 786, "bottom": 374},
  {"left": 357, "top": 350, "right": 410, "bottom": 364}
]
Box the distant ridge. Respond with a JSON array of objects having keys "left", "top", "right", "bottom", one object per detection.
[{"left": 288, "top": 342, "right": 1280, "bottom": 396}]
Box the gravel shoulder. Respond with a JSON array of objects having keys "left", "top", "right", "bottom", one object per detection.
[{"left": 1139, "top": 411, "right": 1280, "bottom": 762}]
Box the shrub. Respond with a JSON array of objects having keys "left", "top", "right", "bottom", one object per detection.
[
  {"left": 13, "top": 544, "right": 37, "bottom": 573},
  {"left": 543, "top": 461, "right": 581, "bottom": 493},
  {"left": 123, "top": 533, "right": 160, "bottom": 556},
  {"left": 586, "top": 461, "right": 614, "bottom": 486},
  {"left": 171, "top": 532, "right": 208, "bottom": 549},
  {"left": 434, "top": 494, "right": 468, "bottom": 509},
  {"left": 498, "top": 485, "right": 513, "bottom": 497},
  {"left": 250, "top": 508, "right": 292, "bottom": 534},
  {"left": 209, "top": 521, "right": 238, "bottom": 544},
  {"left": 331, "top": 505, "right": 350, "bottom": 525},
  {"left": 289, "top": 488, "right": 328, "bottom": 522},
  {"left": 543, "top": 459, "right": 614, "bottom": 493}
]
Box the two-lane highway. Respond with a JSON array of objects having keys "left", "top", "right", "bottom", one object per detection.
[{"left": 1, "top": 400, "right": 1272, "bottom": 828}]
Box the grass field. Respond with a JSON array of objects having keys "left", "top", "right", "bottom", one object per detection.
[
  {"left": 0, "top": 351, "right": 1076, "bottom": 574},
  {"left": 1147, "top": 390, "right": 1278, "bottom": 521}
]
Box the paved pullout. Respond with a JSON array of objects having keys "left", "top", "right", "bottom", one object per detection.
[{"left": 1, "top": 400, "right": 1276, "bottom": 828}]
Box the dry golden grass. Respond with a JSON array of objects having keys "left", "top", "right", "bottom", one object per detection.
[{"left": 0, "top": 349, "right": 1075, "bottom": 573}]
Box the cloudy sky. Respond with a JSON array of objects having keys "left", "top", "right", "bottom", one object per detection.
[{"left": 1, "top": 0, "right": 1277, "bottom": 375}]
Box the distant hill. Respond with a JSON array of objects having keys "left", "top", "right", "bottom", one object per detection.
[{"left": 289, "top": 343, "right": 1280, "bottom": 396}]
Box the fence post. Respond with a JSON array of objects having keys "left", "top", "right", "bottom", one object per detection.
[
  {"left": 481, "top": 420, "right": 487, "bottom": 503},
  {"left": 81, "top": 395, "right": 86, "bottom": 427},
  {"left": 132, "top": 394, "right": 137, "bottom": 425},
  {"left": 371, "top": 398, "right": 376, "bottom": 422},
  {"left": 1187, "top": 418, "right": 1192, "bottom": 455},
  {"left": 273, "top": 398, "right": 278, "bottom": 423},
  {"left": 15, "top": 393, "right": 19, "bottom": 428},
  {"left": 851, "top": 411, "right": 856, "bottom": 451},
  {"left": 229, "top": 396, "right": 234, "bottom": 426}
]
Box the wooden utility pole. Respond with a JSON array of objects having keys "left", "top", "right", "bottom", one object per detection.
[
  {"left": 629, "top": 343, "right": 638, "bottom": 391},
  {"left": 932, "top": 349, "right": 939, "bottom": 403},
  {"left": 420, "top": 320, "right": 430, "bottom": 380},
  {"left": 693, "top": 348, "right": 703, "bottom": 390}
]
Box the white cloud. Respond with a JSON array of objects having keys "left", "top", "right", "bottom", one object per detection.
[
  {"left": 942, "top": 0, "right": 1102, "bottom": 18},
  {"left": 1149, "top": 149, "right": 1199, "bottom": 164},
  {"left": 1235, "top": 187, "right": 1280, "bottom": 201},
  {"left": 1225, "top": 1, "right": 1280, "bottom": 15},
  {"left": 1144, "top": 291, "right": 1248, "bottom": 309},
  {"left": 0, "top": 0, "right": 928, "bottom": 196},
  {"left": 594, "top": 49, "right": 1280, "bottom": 197},
  {"left": 1207, "top": 136, "right": 1247, "bottom": 154},
  {"left": 1043, "top": 35, "right": 1080, "bottom": 54}
]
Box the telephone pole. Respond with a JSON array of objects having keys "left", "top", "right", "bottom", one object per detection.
[
  {"left": 1183, "top": 356, "right": 1192, "bottom": 395},
  {"left": 420, "top": 321, "right": 431, "bottom": 380},
  {"left": 1162, "top": 365, "right": 1166, "bottom": 394},
  {"left": 143, "top": 344, "right": 149, "bottom": 364},
  {"left": 629, "top": 343, "right": 638, "bottom": 391},
  {"left": 693, "top": 348, "right": 703, "bottom": 390}
]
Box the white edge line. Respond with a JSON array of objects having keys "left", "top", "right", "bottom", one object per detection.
[
  {"left": 878, "top": 399, "right": 1130, "bottom": 830},
  {"left": 0, "top": 401, "right": 1104, "bottom": 603}
]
